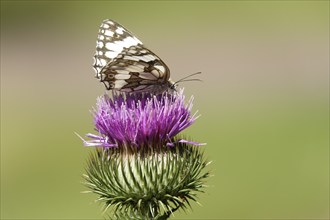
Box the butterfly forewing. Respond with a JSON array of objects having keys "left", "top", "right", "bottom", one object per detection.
[
  {"left": 92, "top": 19, "right": 172, "bottom": 93},
  {"left": 92, "top": 19, "right": 142, "bottom": 79}
]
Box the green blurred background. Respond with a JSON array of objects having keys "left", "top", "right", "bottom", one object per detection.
[{"left": 1, "top": 1, "right": 329, "bottom": 219}]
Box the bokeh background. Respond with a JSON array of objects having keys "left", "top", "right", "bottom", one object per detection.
[{"left": 1, "top": 1, "right": 329, "bottom": 219}]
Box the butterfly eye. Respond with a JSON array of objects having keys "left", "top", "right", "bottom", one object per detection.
[
  {"left": 166, "top": 79, "right": 176, "bottom": 91},
  {"left": 170, "top": 83, "right": 177, "bottom": 91}
]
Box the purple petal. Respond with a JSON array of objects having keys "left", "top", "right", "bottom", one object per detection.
[{"left": 83, "top": 89, "right": 199, "bottom": 148}]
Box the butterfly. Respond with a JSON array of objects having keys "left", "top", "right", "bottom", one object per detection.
[{"left": 92, "top": 19, "right": 176, "bottom": 93}]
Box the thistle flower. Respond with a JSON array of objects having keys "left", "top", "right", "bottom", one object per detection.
[
  {"left": 83, "top": 89, "right": 200, "bottom": 148},
  {"left": 81, "top": 89, "right": 210, "bottom": 219}
]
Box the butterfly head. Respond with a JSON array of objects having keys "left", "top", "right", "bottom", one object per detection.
[
  {"left": 169, "top": 72, "right": 202, "bottom": 91},
  {"left": 168, "top": 79, "right": 177, "bottom": 91}
]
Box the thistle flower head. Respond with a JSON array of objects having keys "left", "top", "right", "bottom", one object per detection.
[
  {"left": 80, "top": 89, "right": 209, "bottom": 219},
  {"left": 84, "top": 89, "right": 198, "bottom": 148}
]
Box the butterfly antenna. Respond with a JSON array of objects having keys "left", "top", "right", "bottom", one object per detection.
[
  {"left": 175, "top": 72, "right": 202, "bottom": 84},
  {"left": 178, "top": 79, "right": 202, "bottom": 83},
  {"left": 173, "top": 72, "right": 202, "bottom": 88}
]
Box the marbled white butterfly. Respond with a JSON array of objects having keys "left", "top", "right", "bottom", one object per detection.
[{"left": 92, "top": 19, "right": 176, "bottom": 93}]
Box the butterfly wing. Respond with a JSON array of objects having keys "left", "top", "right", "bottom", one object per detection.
[
  {"left": 93, "top": 19, "right": 171, "bottom": 92},
  {"left": 100, "top": 45, "right": 171, "bottom": 93},
  {"left": 92, "top": 19, "right": 143, "bottom": 79}
]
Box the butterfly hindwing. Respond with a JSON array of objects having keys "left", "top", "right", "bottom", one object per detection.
[{"left": 100, "top": 45, "right": 170, "bottom": 93}]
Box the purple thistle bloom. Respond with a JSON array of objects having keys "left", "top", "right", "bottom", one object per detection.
[{"left": 82, "top": 89, "right": 200, "bottom": 148}]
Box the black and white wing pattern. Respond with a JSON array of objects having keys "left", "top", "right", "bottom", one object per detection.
[{"left": 92, "top": 19, "right": 174, "bottom": 93}]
